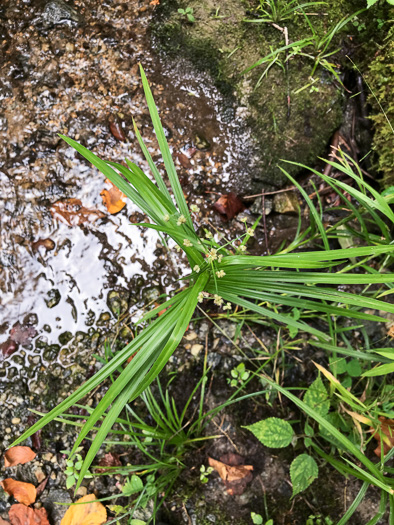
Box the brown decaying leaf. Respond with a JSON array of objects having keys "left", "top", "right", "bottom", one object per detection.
[
  {"left": 372, "top": 416, "right": 394, "bottom": 457},
  {"left": 35, "top": 477, "right": 48, "bottom": 499},
  {"left": 50, "top": 199, "right": 105, "bottom": 227},
  {"left": 31, "top": 238, "right": 55, "bottom": 253},
  {"left": 208, "top": 454, "right": 253, "bottom": 496},
  {"left": 8, "top": 504, "right": 50, "bottom": 525},
  {"left": 95, "top": 452, "right": 122, "bottom": 473},
  {"left": 4, "top": 447, "right": 36, "bottom": 468},
  {"left": 213, "top": 192, "right": 245, "bottom": 221},
  {"left": 10, "top": 323, "right": 36, "bottom": 346},
  {"left": 0, "top": 479, "right": 36, "bottom": 506},
  {"left": 176, "top": 152, "right": 192, "bottom": 169},
  {"left": 0, "top": 339, "right": 18, "bottom": 360},
  {"left": 60, "top": 494, "right": 107, "bottom": 525},
  {"left": 109, "top": 119, "right": 126, "bottom": 142},
  {"left": 100, "top": 179, "right": 127, "bottom": 214},
  {"left": 0, "top": 517, "right": 10, "bottom": 525}
]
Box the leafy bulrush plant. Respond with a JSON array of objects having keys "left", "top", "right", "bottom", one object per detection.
[{"left": 11, "top": 65, "right": 394, "bottom": 489}]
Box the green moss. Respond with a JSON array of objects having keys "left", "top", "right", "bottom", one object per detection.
[
  {"left": 153, "top": 0, "right": 354, "bottom": 188},
  {"left": 366, "top": 19, "right": 394, "bottom": 187}
]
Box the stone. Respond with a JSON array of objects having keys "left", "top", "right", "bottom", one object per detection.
[
  {"left": 273, "top": 191, "right": 300, "bottom": 214},
  {"left": 42, "top": 0, "right": 80, "bottom": 27},
  {"left": 191, "top": 344, "right": 204, "bottom": 357}
]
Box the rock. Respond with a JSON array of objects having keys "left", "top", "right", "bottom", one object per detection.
[
  {"left": 191, "top": 343, "right": 204, "bottom": 357},
  {"left": 193, "top": 132, "right": 211, "bottom": 151},
  {"left": 107, "top": 290, "right": 129, "bottom": 316},
  {"left": 155, "top": 0, "right": 344, "bottom": 192},
  {"left": 273, "top": 191, "right": 300, "bottom": 214},
  {"left": 250, "top": 196, "right": 273, "bottom": 215},
  {"left": 42, "top": 0, "right": 80, "bottom": 26},
  {"left": 45, "top": 289, "right": 61, "bottom": 309},
  {"left": 43, "top": 489, "right": 72, "bottom": 524}
]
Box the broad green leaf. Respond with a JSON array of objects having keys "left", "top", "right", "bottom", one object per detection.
[
  {"left": 329, "top": 357, "right": 348, "bottom": 375},
  {"left": 290, "top": 454, "right": 319, "bottom": 497},
  {"left": 245, "top": 417, "right": 294, "bottom": 448},
  {"left": 304, "top": 377, "right": 330, "bottom": 417},
  {"left": 346, "top": 359, "right": 362, "bottom": 378},
  {"left": 122, "top": 474, "right": 143, "bottom": 496},
  {"left": 366, "top": 0, "right": 379, "bottom": 6}
]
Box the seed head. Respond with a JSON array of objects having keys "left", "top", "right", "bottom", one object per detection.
[{"left": 177, "top": 215, "right": 187, "bottom": 226}]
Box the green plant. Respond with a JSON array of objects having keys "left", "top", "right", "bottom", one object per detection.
[
  {"left": 244, "top": 0, "right": 324, "bottom": 25},
  {"left": 244, "top": 9, "right": 365, "bottom": 87},
  {"left": 12, "top": 65, "right": 394, "bottom": 496},
  {"left": 62, "top": 446, "right": 93, "bottom": 489},
  {"left": 228, "top": 362, "right": 250, "bottom": 388},
  {"left": 200, "top": 464, "right": 214, "bottom": 483},
  {"left": 245, "top": 417, "right": 319, "bottom": 497},
  {"left": 178, "top": 7, "right": 195, "bottom": 23}
]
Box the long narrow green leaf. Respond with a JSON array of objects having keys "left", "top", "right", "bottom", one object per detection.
[{"left": 139, "top": 65, "right": 193, "bottom": 230}]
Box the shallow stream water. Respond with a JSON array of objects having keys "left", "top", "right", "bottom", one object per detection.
[{"left": 0, "top": 0, "right": 254, "bottom": 385}]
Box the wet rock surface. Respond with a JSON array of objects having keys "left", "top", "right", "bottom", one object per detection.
[{"left": 154, "top": 0, "right": 346, "bottom": 192}]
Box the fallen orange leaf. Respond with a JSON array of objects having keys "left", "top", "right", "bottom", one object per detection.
[
  {"left": 100, "top": 179, "right": 126, "bottom": 214},
  {"left": 50, "top": 199, "right": 105, "bottom": 227},
  {"left": 0, "top": 517, "right": 9, "bottom": 525},
  {"left": 208, "top": 457, "right": 253, "bottom": 482},
  {"left": 371, "top": 416, "right": 394, "bottom": 457},
  {"left": 0, "top": 479, "right": 36, "bottom": 506},
  {"left": 4, "top": 447, "right": 36, "bottom": 468},
  {"left": 8, "top": 504, "right": 50, "bottom": 525},
  {"left": 60, "top": 494, "right": 107, "bottom": 525}
]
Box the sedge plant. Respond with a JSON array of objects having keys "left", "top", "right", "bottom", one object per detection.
[{"left": 11, "top": 65, "right": 394, "bottom": 492}]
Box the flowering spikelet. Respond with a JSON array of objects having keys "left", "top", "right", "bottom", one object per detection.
[
  {"left": 205, "top": 231, "right": 213, "bottom": 239},
  {"left": 183, "top": 239, "right": 192, "bottom": 247},
  {"left": 163, "top": 214, "right": 170, "bottom": 222},
  {"left": 223, "top": 302, "right": 232, "bottom": 311},
  {"left": 207, "top": 248, "right": 217, "bottom": 262},
  {"left": 213, "top": 294, "right": 223, "bottom": 306},
  {"left": 239, "top": 245, "right": 247, "bottom": 252},
  {"left": 190, "top": 204, "right": 200, "bottom": 213},
  {"left": 216, "top": 270, "right": 226, "bottom": 278},
  {"left": 217, "top": 254, "right": 223, "bottom": 263},
  {"left": 197, "top": 292, "right": 204, "bottom": 303},
  {"left": 193, "top": 265, "right": 201, "bottom": 273},
  {"left": 177, "top": 215, "right": 187, "bottom": 226},
  {"left": 246, "top": 227, "right": 255, "bottom": 237}
]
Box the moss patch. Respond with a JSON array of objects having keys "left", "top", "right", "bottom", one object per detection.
[
  {"left": 153, "top": 0, "right": 362, "bottom": 189},
  {"left": 366, "top": 17, "right": 394, "bottom": 187}
]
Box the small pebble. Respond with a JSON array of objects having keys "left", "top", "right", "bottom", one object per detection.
[
  {"left": 191, "top": 344, "right": 204, "bottom": 357},
  {"left": 11, "top": 417, "right": 21, "bottom": 425}
]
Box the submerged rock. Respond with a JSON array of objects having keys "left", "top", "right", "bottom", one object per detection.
[{"left": 154, "top": 0, "right": 345, "bottom": 192}]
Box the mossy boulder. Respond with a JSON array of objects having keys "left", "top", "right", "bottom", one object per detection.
[
  {"left": 154, "top": 0, "right": 347, "bottom": 192},
  {"left": 367, "top": 18, "right": 394, "bottom": 187}
]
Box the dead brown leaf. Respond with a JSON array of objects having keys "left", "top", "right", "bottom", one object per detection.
[
  {"left": 372, "top": 417, "right": 394, "bottom": 457},
  {"left": 213, "top": 192, "right": 245, "bottom": 221},
  {"left": 100, "top": 180, "right": 127, "bottom": 215},
  {"left": 109, "top": 118, "right": 126, "bottom": 142},
  {"left": 0, "top": 479, "right": 36, "bottom": 506},
  {"left": 0, "top": 517, "right": 10, "bottom": 525},
  {"left": 50, "top": 199, "right": 105, "bottom": 227},
  {"left": 150, "top": 0, "right": 160, "bottom": 5},
  {"left": 95, "top": 452, "right": 122, "bottom": 473},
  {"left": 208, "top": 455, "right": 253, "bottom": 495},
  {"left": 8, "top": 504, "right": 50, "bottom": 525},
  {"left": 4, "top": 447, "right": 36, "bottom": 468},
  {"left": 60, "top": 494, "right": 107, "bottom": 525}
]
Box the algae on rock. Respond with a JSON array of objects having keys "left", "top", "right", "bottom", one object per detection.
[
  {"left": 367, "top": 20, "right": 394, "bottom": 187},
  {"left": 154, "top": 0, "right": 347, "bottom": 191}
]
